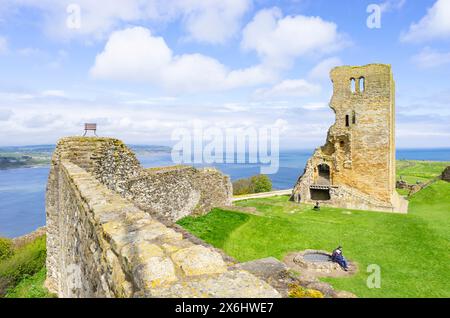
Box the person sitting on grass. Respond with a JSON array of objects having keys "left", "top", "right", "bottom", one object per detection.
[
  {"left": 331, "top": 246, "right": 348, "bottom": 271},
  {"left": 313, "top": 201, "right": 320, "bottom": 211}
]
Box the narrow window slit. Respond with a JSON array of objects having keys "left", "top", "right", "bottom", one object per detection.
[
  {"left": 350, "top": 78, "right": 356, "bottom": 93},
  {"left": 359, "top": 77, "right": 365, "bottom": 92}
]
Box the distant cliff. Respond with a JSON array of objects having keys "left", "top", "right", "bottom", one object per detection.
[{"left": 0, "top": 144, "right": 171, "bottom": 169}]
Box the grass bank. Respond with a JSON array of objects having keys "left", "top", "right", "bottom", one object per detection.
[
  {"left": 0, "top": 235, "right": 53, "bottom": 298},
  {"left": 178, "top": 179, "right": 450, "bottom": 298},
  {"left": 396, "top": 160, "right": 449, "bottom": 184}
]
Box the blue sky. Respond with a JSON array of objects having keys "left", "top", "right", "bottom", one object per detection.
[{"left": 0, "top": 0, "right": 449, "bottom": 148}]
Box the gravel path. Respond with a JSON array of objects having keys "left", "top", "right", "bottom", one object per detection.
[{"left": 232, "top": 189, "right": 293, "bottom": 202}]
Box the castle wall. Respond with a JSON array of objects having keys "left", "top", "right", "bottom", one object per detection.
[
  {"left": 50, "top": 137, "right": 232, "bottom": 222},
  {"left": 292, "top": 64, "right": 408, "bottom": 213},
  {"left": 329, "top": 64, "right": 395, "bottom": 202},
  {"left": 123, "top": 166, "right": 232, "bottom": 222},
  {"left": 46, "top": 137, "right": 279, "bottom": 298}
]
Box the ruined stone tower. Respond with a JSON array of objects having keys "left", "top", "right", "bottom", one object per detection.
[{"left": 292, "top": 64, "right": 408, "bottom": 213}]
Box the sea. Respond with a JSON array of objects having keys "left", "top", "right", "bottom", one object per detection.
[{"left": 1, "top": 148, "right": 450, "bottom": 238}]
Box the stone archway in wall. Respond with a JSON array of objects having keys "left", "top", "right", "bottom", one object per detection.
[
  {"left": 316, "top": 164, "right": 331, "bottom": 185},
  {"left": 310, "top": 163, "right": 331, "bottom": 201}
]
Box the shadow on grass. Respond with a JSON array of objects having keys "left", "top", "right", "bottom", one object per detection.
[{"left": 176, "top": 208, "right": 250, "bottom": 249}]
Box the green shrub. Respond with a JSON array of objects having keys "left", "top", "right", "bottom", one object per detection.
[
  {"left": 232, "top": 175, "right": 273, "bottom": 195},
  {"left": 288, "top": 284, "right": 324, "bottom": 298},
  {"left": 5, "top": 267, "right": 55, "bottom": 298},
  {"left": 0, "top": 235, "right": 46, "bottom": 297},
  {"left": 0, "top": 238, "right": 13, "bottom": 261},
  {"left": 232, "top": 178, "right": 253, "bottom": 195},
  {"left": 250, "top": 175, "right": 272, "bottom": 193}
]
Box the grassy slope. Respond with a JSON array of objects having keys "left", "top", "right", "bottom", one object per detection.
[
  {"left": 0, "top": 235, "right": 52, "bottom": 298},
  {"left": 5, "top": 267, "right": 54, "bottom": 298},
  {"left": 178, "top": 180, "right": 450, "bottom": 298},
  {"left": 396, "top": 160, "right": 449, "bottom": 184}
]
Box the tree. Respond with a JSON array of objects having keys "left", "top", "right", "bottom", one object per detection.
[
  {"left": 250, "top": 174, "right": 272, "bottom": 193},
  {"left": 232, "top": 178, "right": 253, "bottom": 195}
]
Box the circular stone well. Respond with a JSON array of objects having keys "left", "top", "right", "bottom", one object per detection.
[
  {"left": 303, "top": 252, "right": 332, "bottom": 263},
  {"left": 284, "top": 249, "right": 357, "bottom": 277}
]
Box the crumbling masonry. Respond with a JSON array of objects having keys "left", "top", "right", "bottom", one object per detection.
[
  {"left": 292, "top": 64, "right": 408, "bottom": 213},
  {"left": 46, "top": 137, "right": 280, "bottom": 297}
]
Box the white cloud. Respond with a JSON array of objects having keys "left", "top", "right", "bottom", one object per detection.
[
  {"left": 241, "top": 7, "right": 348, "bottom": 68},
  {"left": 273, "top": 118, "right": 289, "bottom": 133},
  {"left": 0, "top": 36, "right": 8, "bottom": 54},
  {"left": 90, "top": 27, "right": 276, "bottom": 93},
  {"left": 254, "top": 79, "right": 321, "bottom": 99},
  {"left": 221, "top": 103, "right": 249, "bottom": 112},
  {"left": 90, "top": 27, "right": 172, "bottom": 82},
  {"left": 308, "top": 57, "right": 343, "bottom": 80},
  {"left": 1, "top": 0, "right": 143, "bottom": 41},
  {"left": 41, "top": 90, "right": 66, "bottom": 98},
  {"left": 23, "top": 113, "right": 61, "bottom": 128},
  {"left": 411, "top": 47, "right": 450, "bottom": 68},
  {"left": 0, "top": 109, "right": 13, "bottom": 121},
  {"left": 380, "top": 0, "right": 406, "bottom": 13},
  {"left": 2, "top": 87, "right": 450, "bottom": 148},
  {"left": 176, "top": 0, "right": 252, "bottom": 44},
  {"left": 124, "top": 96, "right": 178, "bottom": 105},
  {"left": 47, "top": 50, "right": 68, "bottom": 69},
  {"left": 302, "top": 102, "right": 328, "bottom": 110},
  {"left": 17, "top": 47, "right": 43, "bottom": 56},
  {"left": 401, "top": 0, "right": 450, "bottom": 43},
  {"left": 1, "top": 0, "right": 251, "bottom": 44}
]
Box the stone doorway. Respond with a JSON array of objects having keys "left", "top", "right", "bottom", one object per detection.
[
  {"left": 316, "top": 164, "right": 331, "bottom": 185},
  {"left": 310, "top": 188, "right": 331, "bottom": 201}
]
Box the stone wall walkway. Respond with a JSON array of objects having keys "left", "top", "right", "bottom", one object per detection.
[{"left": 232, "top": 189, "right": 293, "bottom": 202}]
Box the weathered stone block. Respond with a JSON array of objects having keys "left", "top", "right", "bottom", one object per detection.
[
  {"left": 171, "top": 245, "right": 227, "bottom": 276},
  {"left": 134, "top": 257, "right": 178, "bottom": 289},
  {"left": 150, "top": 270, "right": 281, "bottom": 298}
]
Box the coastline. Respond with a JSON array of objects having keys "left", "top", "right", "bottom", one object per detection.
[
  {"left": 0, "top": 163, "right": 50, "bottom": 171},
  {"left": 11, "top": 226, "right": 46, "bottom": 247}
]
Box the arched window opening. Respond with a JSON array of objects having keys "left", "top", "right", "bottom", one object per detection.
[
  {"left": 352, "top": 111, "right": 356, "bottom": 124},
  {"left": 359, "top": 77, "right": 365, "bottom": 92},
  {"left": 316, "top": 164, "right": 331, "bottom": 185},
  {"left": 345, "top": 115, "right": 350, "bottom": 127},
  {"left": 340, "top": 140, "right": 345, "bottom": 148},
  {"left": 350, "top": 78, "right": 356, "bottom": 93}
]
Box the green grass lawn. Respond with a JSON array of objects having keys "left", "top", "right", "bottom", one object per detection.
[
  {"left": 396, "top": 160, "right": 449, "bottom": 184},
  {"left": 178, "top": 180, "right": 450, "bottom": 298}
]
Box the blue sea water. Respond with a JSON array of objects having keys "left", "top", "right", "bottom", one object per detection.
[
  {"left": 1, "top": 148, "right": 449, "bottom": 238},
  {"left": 0, "top": 167, "right": 49, "bottom": 238}
]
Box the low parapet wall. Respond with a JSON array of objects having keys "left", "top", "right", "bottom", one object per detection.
[
  {"left": 125, "top": 166, "right": 232, "bottom": 222},
  {"left": 49, "top": 137, "right": 232, "bottom": 222},
  {"left": 46, "top": 137, "right": 278, "bottom": 298}
]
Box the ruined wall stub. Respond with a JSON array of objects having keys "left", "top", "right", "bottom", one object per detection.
[
  {"left": 292, "top": 64, "right": 408, "bottom": 213},
  {"left": 46, "top": 137, "right": 278, "bottom": 298}
]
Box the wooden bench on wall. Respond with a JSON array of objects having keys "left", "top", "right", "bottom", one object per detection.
[{"left": 83, "top": 123, "right": 98, "bottom": 136}]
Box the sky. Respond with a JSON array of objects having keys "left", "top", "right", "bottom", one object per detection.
[{"left": 0, "top": 0, "right": 449, "bottom": 149}]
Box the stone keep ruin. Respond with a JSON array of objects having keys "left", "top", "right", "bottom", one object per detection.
[
  {"left": 46, "top": 137, "right": 280, "bottom": 297},
  {"left": 292, "top": 64, "right": 408, "bottom": 213}
]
